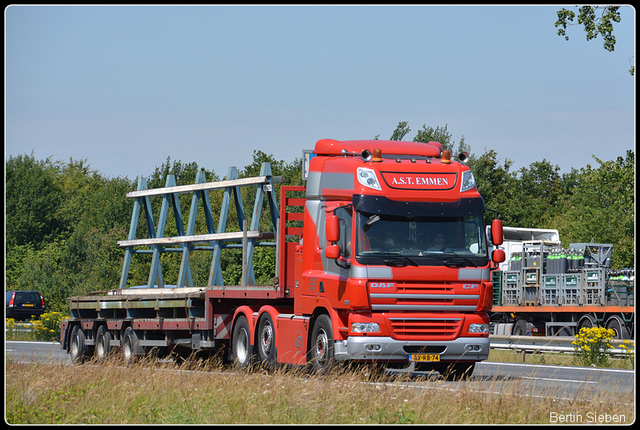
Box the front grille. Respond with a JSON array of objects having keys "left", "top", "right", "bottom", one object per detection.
[
  {"left": 369, "top": 282, "right": 479, "bottom": 312},
  {"left": 388, "top": 317, "right": 462, "bottom": 340}
]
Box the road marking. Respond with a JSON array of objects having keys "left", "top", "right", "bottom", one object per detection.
[
  {"left": 484, "top": 361, "right": 635, "bottom": 374},
  {"left": 520, "top": 376, "right": 597, "bottom": 384}
]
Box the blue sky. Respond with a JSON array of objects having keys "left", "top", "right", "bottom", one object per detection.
[{"left": 5, "top": 5, "right": 635, "bottom": 180}]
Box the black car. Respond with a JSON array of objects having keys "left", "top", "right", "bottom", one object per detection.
[{"left": 6, "top": 291, "right": 46, "bottom": 320}]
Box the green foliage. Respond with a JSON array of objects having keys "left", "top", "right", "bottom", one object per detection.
[
  {"left": 546, "top": 151, "right": 634, "bottom": 269},
  {"left": 389, "top": 121, "right": 411, "bottom": 141},
  {"left": 555, "top": 6, "right": 632, "bottom": 75},
  {"left": 6, "top": 153, "right": 65, "bottom": 248},
  {"left": 413, "top": 123, "right": 454, "bottom": 152},
  {"left": 555, "top": 6, "right": 621, "bottom": 52}
]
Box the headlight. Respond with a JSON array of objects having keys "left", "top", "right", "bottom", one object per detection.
[
  {"left": 351, "top": 322, "right": 380, "bottom": 333},
  {"left": 357, "top": 167, "right": 382, "bottom": 191},
  {"left": 468, "top": 323, "right": 489, "bottom": 334},
  {"left": 460, "top": 170, "right": 476, "bottom": 192}
]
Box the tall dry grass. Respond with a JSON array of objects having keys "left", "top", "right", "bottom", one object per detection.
[{"left": 5, "top": 355, "right": 634, "bottom": 424}]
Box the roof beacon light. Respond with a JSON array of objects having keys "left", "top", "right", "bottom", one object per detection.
[
  {"left": 441, "top": 150, "right": 451, "bottom": 164},
  {"left": 372, "top": 148, "right": 382, "bottom": 162}
]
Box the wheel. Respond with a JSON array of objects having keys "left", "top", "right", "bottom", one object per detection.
[
  {"left": 606, "top": 315, "right": 630, "bottom": 339},
  {"left": 95, "top": 325, "right": 113, "bottom": 362},
  {"left": 69, "top": 325, "right": 89, "bottom": 364},
  {"left": 437, "top": 362, "right": 475, "bottom": 381},
  {"left": 308, "top": 314, "right": 335, "bottom": 374},
  {"left": 257, "top": 313, "right": 277, "bottom": 368},
  {"left": 577, "top": 314, "right": 597, "bottom": 333},
  {"left": 122, "top": 327, "right": 143, "bottom": 364},
  {"left": 231, "top": 315, "right": 253, "bottom": 370},
  {"left": 512, "top": 319, "right": 532, "bottom": 336}
]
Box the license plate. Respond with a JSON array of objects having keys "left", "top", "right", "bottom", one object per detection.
[
  {"left": 22, "top": 303, "right": 34, "bottom": 307},
  {"left": 410, "top": 354, "right": 440, "bottom": 362}
]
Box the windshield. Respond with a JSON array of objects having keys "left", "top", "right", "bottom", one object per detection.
[{"left": 352, "top": 195, "right": 489, "bottom": 267}]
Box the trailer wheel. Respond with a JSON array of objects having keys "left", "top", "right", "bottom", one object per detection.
[
  {"left": 577, "top": 314, "right": 597, "bottom": 332},
  {"left": 95, "top": 326, "right": 113, "bottom": 362},
  {"left": 512, "top": 319, "right": 532, "bottom": 336},
  {"left": 122, "top": 327, "right": 142, "bottom": 364},
  {"left": 69, "top": 325, "right": 89, "bottom": 364},
  {"left": 257, "top": 313, "right": 276, "bottom": 368},
  {"left": 606, "top": 315, "right": 630, "bottom": 339},
  {"left": 308, "top": 314, "right": 335, "bottom": 374},
  {"left": 231, "top": 315, "right": 253, "bottom": 370}
]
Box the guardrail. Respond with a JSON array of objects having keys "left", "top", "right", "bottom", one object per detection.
[{"left": 489, "top": 335, "right": 634, "bottom": 357}]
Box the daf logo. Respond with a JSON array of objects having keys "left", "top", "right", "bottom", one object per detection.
[
  {"left": 463, "top": 284, "right": 479, "bottom": 289},
  {"left": 370, "top": 282, "right": 394, "bottom": 288}
]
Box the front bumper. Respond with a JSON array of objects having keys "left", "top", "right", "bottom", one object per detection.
[{"left": 334, "top": 336, "right": 489, "bottom": 362}]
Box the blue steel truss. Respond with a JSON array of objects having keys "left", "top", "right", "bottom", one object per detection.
[{"left": 118, "top": 163, "right": 280, "bottom": 289}]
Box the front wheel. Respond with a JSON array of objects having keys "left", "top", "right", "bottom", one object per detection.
[{"left": 308, "top": 314, "right": 335, "bottom": 374}]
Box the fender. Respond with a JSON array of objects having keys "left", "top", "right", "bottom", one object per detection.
[
  {"left": 310, "top": 296, "right": 345, "bottom": 341},
  {"left": 232, "top": 305, "right": 258, "bottom": 347}
]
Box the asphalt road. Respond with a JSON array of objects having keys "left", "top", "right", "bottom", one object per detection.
[{"left": 6, "top": 341, "right": 634, "bottom": 403}]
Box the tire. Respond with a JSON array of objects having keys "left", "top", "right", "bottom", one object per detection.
[
  {"left": 257, "top": 313, "right": 277, "bottom": 368},
  {"left": 512, "top": 319, "right": 532, "bottom": 336},
  {"left": 95, "top": 326, "right": 113, "bottom": 362},
  {"left": 606, "top": 315, "right": 630, "bottom": 339},
  {"left": 69, "top": 325, "right": 89, "bottom": 364},
  {"left": 577, "top": 314, "right": 597, "bottom": 333},
  {"left": 122, "top": 327, "right": 143, "bottom": 364},
  {"left": 231, "top": 315, "right": 253, "bottom": 370},
  {"left": 437, "top": 362, "right": 476, "bottom": 381},
  {"left": 308, "top": 314, "right": 335, "bottom": 374}
]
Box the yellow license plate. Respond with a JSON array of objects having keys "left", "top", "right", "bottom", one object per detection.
[
  {"left": 22, "top": 303, "right": 34, "bottom": 307},
  {"left": 410, "top": 354, "right": 440, "bottom": 362}
]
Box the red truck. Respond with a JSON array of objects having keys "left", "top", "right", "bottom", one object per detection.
[{"left": 60, "top": 138, "right": 505, "bottom": 380}]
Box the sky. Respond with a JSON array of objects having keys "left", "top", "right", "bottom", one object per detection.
[{"left": 5, "top": 5, "right": 636, "bottom": 180}]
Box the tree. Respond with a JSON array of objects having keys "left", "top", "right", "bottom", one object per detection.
[
  {"left": 413, "top": 123, "right": 455, "bottom": 152},
  {"left": 546, "top": 151, "right": 634, "bottom": 269},
  {"left": 389, "top": 121, "right": 411, "bottom": 141},
  {"left": 555, "top": 6, "right": 634, "bottom": 75},
  {"left": 6, "top": 153, "right": 64, "bottom": 248},
  {"left": 383, "top": 121, "right": 465, "bottom": 154}
]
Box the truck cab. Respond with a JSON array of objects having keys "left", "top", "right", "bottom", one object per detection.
[{"left": 294, "top": 139, "right": 504, "bottom": 377}]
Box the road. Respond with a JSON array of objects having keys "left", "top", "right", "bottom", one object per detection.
[{"left": 6, "top": 341, "right": 634, "bottom": 403}]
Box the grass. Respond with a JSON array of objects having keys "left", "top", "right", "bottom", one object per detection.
[{"left": 5, "top": 355, "right": 635, "bottom": 425}]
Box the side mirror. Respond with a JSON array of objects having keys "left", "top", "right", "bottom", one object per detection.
[
  {"left": 491, "top": 219, "right": 503, "bottom": 246},
  {"left": 326, "top": 215, "right": 340, "bottom": 243},
  {"left": 492, "top": 248, "right": 506, "bottom": 264},
  {"left": 325, "top": 244, "right": 341, "bottom": 259}
]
